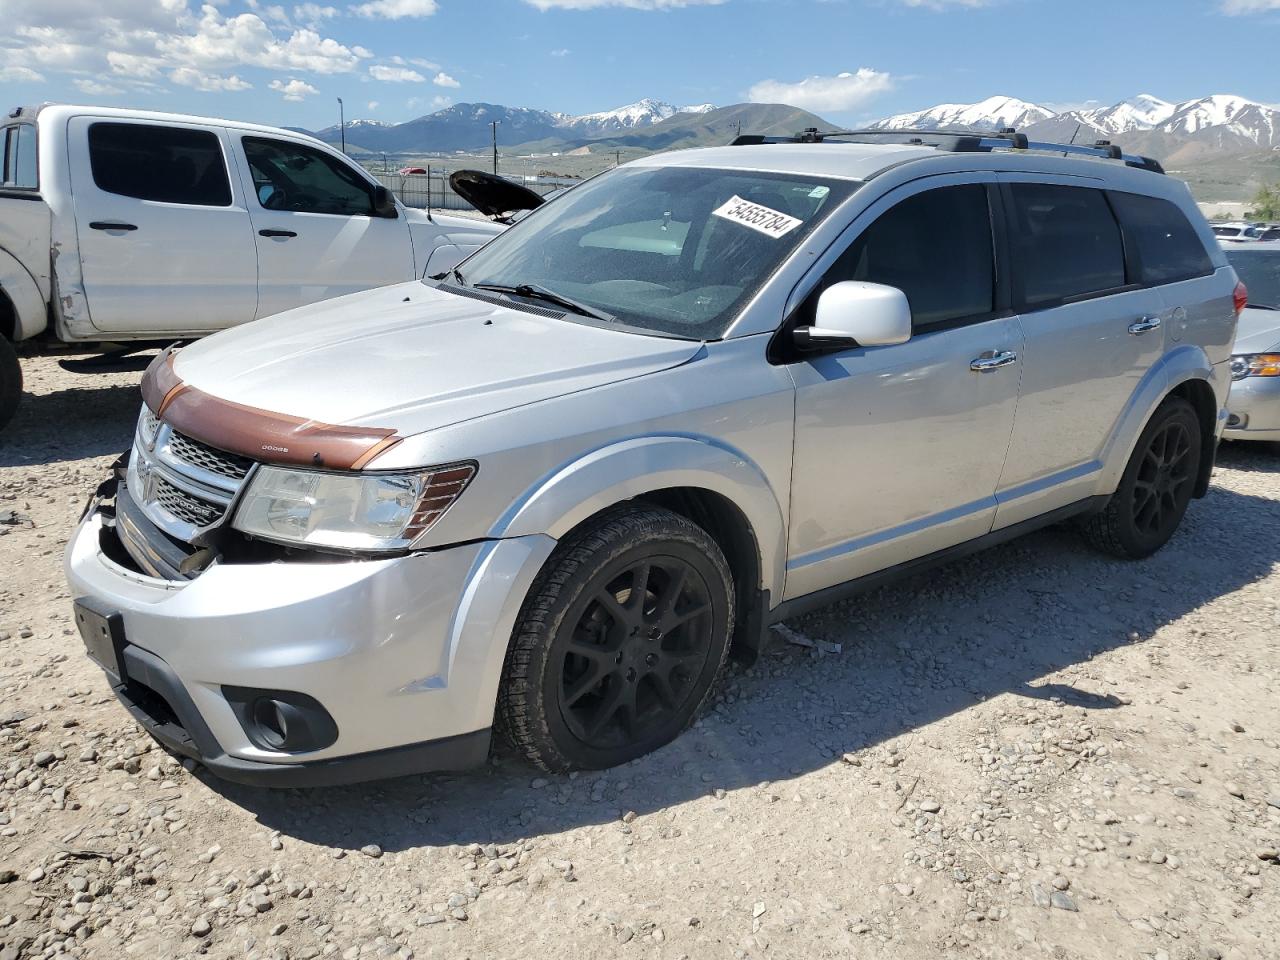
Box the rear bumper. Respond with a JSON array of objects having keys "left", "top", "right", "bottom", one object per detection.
[
  {"left": 65, "top": 495, "right": 556, "bottom": 787},
  {"left": 1224, "top": 374, "right": 1280, "bottom": 441}
]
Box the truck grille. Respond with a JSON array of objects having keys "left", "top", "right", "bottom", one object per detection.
[{"left": 127, "top": 404, "right": 258, "bottom": 543}]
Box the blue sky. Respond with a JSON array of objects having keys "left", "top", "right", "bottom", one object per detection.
[{"left": 1, "top": 0, "right": 1278, "bottom": 131}]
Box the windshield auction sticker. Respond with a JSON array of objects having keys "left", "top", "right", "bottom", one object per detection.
[{"left": 712, "top": 195, "right": 803, "bottom": 238}]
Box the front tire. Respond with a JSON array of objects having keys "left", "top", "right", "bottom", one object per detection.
[
  {"left": 498, "top": 505, "right": 734, "bottom": 773},
  {"left": 0, "top": 337, "right": 21, "bottom": 431},
  {"left": 1080, "top": 397, "right": 1202, "bottom": 559}
]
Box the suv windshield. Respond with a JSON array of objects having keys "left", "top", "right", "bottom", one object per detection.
[
  {"left": 1227, "top": 247, "right": 1280, "bottom": 309},
  {"left": 448, "top": 166, "right": 856, "bottom": 339}
]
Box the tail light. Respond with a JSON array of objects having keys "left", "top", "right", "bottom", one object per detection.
[{"left": 1233, "top": 281, "right": 1248, "bottom": 316}]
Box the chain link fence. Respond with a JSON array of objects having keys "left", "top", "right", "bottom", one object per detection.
[{"left": 371, "top": 171, "right": 576, "bottom": 212}]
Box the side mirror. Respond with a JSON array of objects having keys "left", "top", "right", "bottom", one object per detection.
[
  {"left": 793, "top": 281, "right": 912, "bottom": 351},
  {"left": 372, "top": 185, "right": 398, "bottom": 218}
]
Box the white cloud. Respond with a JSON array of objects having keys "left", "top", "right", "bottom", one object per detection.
[
  {"left": 524, "top": 0, "right": 723, "bottom": 7},
  {"left": 1222, "top": 0, "right": 1280, "bottom": 11},
  {"left": 369, "top": 64, "right": 425, "bottom": 82},
  {"left": 107, "top": 51, "right": 163, "bottom": 78},
  {"left": 74, "top": 78, "right": 125, "bottom": 95},
  {"left": 350, "top": 0, "right": 438, "bottom": 18},
  {"left": 0, "top": 65, "right": 46, "bottom": 83},
  {"left": 550, "top": 47, "right": 570, "bottom": 56},
  {"left": 367, "top": 100, "right": 379, "bottom": 110},
  {"left": 432, "top": 71, "right": 459, "bottom": 87},
  {"left": 269, "top": 77, "right": 319, "bottom": 100},
  {"left": 747, "top": 68, "right": 894, "bottom": 113},
  {"left": 158, "top": 8, "right": 365, "bottom": 74},
  {"left": 897, "top": 0, "right": 990, "bottom": 7},
  {"left": 294, "top": 2, "right": 339, "bottom": 24},
  {"left": 170, "top": 66, "right": 253, "bottom": 91}
]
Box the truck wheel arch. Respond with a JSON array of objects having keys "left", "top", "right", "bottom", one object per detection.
[{"left": 0, "top": 250, "right": 46, "bottom": 342}]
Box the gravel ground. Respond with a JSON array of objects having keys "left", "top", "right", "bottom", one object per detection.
[{"left": 1, "top": 351, "right": 1278, "bottom": 960}]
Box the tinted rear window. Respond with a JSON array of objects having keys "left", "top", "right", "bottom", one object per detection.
[
  {"left": 1009, "top": 183, "right": 1126, "bottom": 308},
  {"left": 1110, "top": 192, "right": 1213, "bottom": 285},
  {"left": 88, "top": 123, "right": 231, "bottom": 206}
]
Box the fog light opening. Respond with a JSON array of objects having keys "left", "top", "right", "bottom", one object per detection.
[
  {"left": 223, "top": 685, "right": 339, "bottom": 754},
  {"left": 252, "top": 698, "right": 291, "bottom": 750}
]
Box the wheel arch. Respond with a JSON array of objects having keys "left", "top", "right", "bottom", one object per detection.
[
  {"left": 1099, "top": 346, "right": 1223, "bottom": 499},
  {"left": 0, "top": 248, "right": 47, "bottom": 342},
  {"left": 492, "top": 435, "right": 787, "bottom": 611}
]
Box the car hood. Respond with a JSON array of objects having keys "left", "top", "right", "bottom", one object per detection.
[
  {"left": 1234, "top": 306, "right": 1280, "bottom": 354},
  {"left": 449, "top": 169, "right": 546, "bottom": 222},
  {"left": 172, "top": 282, "right": 701, "bottom": 438}
]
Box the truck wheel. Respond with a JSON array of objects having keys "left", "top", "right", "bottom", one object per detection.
[
  {"left": 0, "top": 337, "right": 21, "bottom": 431},
  {"left": 498, "top": 505, "right": 734, "bottom": 773},
  {"left": 1079, "top": 397, "right": 1202, "bottom": 559}
]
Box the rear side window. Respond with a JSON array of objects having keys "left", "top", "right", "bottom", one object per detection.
[
  {"left": 820, "top": 184, "right": 995, "bottom": 330},
  {"left": 1009, "top": 183, "right": 1126, "bottom": 308},
  {"left": 1110, "top": 192, "right": 1213, "bottom": 285},
  {"left": 88, "top": 123, "right": 231, "bottom": 206},
  {"left": 242, "top": 137, "right": 376, "bottom": 217},
  {"left": 2, "top": 125, "right": 37, "bottom": 189}
]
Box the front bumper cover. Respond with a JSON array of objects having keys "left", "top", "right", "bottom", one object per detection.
[{"left": 66, "top": 472, "right": 557, "bottom": 787}]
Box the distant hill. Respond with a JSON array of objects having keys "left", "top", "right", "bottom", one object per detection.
[{"left": 309, "top": 100, "right": 833, "bottom": 155}]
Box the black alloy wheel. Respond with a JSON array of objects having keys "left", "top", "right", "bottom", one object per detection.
[
  {"left": 499, "top": 505, "right": 734, "bottom": 772},
  {"left": 1080, "top": 397, "right": 1202, "bottom": 559}
]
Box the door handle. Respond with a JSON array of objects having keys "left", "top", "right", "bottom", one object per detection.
[
  {"left": 970, "top": 350, "right": 1018, "bottom": 372},
  {"left": 88, "top": 221, "right": 137, "bottom": 231},
  {"left": 258, "top": 229, "right": 297, "bottom": 238},
  {"left": 1128, "top": 316, "right": 1162, "bottom": 335}
]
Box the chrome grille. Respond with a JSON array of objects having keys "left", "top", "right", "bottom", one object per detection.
[
  {"left": 151, "top": 475, "right": 224, "bottom": 527},
  {"left": 167, "top": 432, "right": 253, "bottom": 481},
  {"left": 128, "top": 403, "right": 258, "bottom": 543}
]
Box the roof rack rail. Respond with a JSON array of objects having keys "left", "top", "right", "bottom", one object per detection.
[{"left": 729, "top": 127, "right": 1165, "bottom": 174}]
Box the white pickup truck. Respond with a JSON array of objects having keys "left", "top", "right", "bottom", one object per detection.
[{"left": 0, "top": 104, "right": 509, "bottom": 429}]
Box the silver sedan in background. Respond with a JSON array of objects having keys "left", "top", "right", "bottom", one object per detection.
[{"left": 1223, "top": 241, "right": 1280, "bottom": 444}]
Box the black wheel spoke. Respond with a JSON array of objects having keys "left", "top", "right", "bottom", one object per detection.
[{"left": 558, "top": 550, "right": 717, "bottom": 752}]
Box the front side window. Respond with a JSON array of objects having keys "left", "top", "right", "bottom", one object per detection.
[
  {"left": 1009, "top": 182, "right": 1126, "bottom": 308},
  {"left": 812, "top": 184, "right": 996, "bottom": 331},
  {"left": 2, "top": 125, "right": 37, "bottom": 189},
  {"left": 1110, "top": 192, "right": 1213, "bottom": 286},
  {"left": 88, "top": 123, "right": 231, "bottom": 206},
  {"left": 453, "top": 166, "right": 855, "bottom": 339},
  {"left": 242, "top": 137, "right": 376, "bottom": 217}
]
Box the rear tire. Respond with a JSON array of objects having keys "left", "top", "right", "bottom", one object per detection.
[
  {"left": 497, "top": 505, "right": 734, "bottom": 773},
  {"left": 0, "top": 337, "right": 22, "bottom": 432},
  {"left": 1080, "top": 397, "right": 1202, "bottom": 559}
]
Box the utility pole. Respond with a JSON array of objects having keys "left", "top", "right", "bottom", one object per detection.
[
  {"left": 381, "top": 151, "right": 387, "bottom": 173},
  {"left": 490, "top": 120, "right": 500, "bottom": 175},
  {"left": 337, "top": 97, "right": 346, "bottom": 154},
  {"left": 615, "top": 149, "right": 621, "bottom": 168}
]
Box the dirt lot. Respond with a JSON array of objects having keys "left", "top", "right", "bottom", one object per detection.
[{"left": 1, "top": 352, "right": 1278, "bottom": 960}]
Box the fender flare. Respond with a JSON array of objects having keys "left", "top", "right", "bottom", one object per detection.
[
  {"left": 490, "top": 435, "right": 788, "bottom": 600},
  {"left": 1097, "top": 343, "right": 1218, "bottom": 494},
  {"left": 0, "top": 249, "right": 46, "bottom": 341}
]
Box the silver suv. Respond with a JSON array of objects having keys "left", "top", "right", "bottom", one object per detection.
[{"left": 66, "top": 130, "right": 1240, "bottom": 786}]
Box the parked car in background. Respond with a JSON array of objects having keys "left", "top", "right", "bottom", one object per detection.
[
  {"left": 1258, "top": 226, "right": 1280, "bottom": 242},
  {"left": 0, "top": 104, "right": 508, "bottom": 430},
  {"left": 1213, "top": 222, "right": 1265, "bottom": 240},
  {"left": 1222, "top": 240, "right": 1280, "bottom": 443},
  {"left": 67, "top": 130, "right": 1237, "bottom": 786},
  {"left": 397, "top": 166, "right": 428, "bottom": 175}
]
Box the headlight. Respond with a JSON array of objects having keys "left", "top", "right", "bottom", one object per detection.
[
  {"left": 232, "top": 462, "right": 476, "bottom": 552},
  {"left": 1230, "top": 353, "right": 1280, "bottom": 381}
]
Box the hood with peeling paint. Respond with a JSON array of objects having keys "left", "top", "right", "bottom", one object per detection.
[{"left": 172, "top": 280, "right": 702, "bottom": 440}]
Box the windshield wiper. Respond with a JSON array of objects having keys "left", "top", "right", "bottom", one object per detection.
[{"left": 474, "top": 282, "right": 616, "bottom": 324}]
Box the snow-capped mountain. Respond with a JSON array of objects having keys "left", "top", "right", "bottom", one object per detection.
[
  {"left": 565, "top": 98, "right": 718, "bottom": 135},
  {"left": 1078, "top": 94, "right": 1176, "bottom": 134},
  {"left": 867, "top": 96, "right": 1055, "bottom": 133},
  {"left": 865, "top": 92, "right": 1280, "bottom": 156}
]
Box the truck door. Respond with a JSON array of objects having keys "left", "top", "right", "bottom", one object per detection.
[
  {"left": 67, "top": 117, "right": 257, "bottom": 334},
  {"left": 232, "top": 135, "right": 414, "bottom": 320}
]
